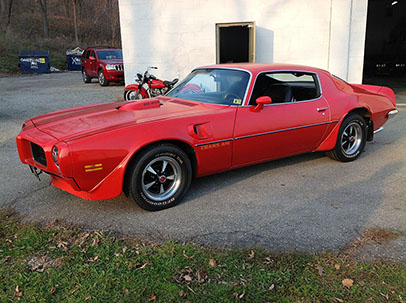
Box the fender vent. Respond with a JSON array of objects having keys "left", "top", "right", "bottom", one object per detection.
[{"left": 30, "top": 142, "right": 47, "bottom": 167}]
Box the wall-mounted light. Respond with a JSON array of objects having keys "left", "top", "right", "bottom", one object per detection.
[{"left": 391, "top": 1, "right": 398, "bottom": 6}]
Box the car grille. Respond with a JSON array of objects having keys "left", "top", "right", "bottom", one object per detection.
[
  {"left": 30, "top": 142, "right": 47, "bottom": 167},
  {"left": 115, "top": 64, "right": 124, "bottom": 71}
]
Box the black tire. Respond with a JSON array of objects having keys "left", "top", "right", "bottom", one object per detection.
[
  {"left": 82, "top": 69, "right": 91, "bottom": 83},
  {"left": 98, "top": 69, "right": 109, "bottom": 86},
  {"left": 124, "top": 90, "right": 142, "bottom": 101},
  {"left": 128, "top": 144, "right": 192, "bottom": 211},
  {"left": 326, "top": 114, "right": 367, "bottom": 162}
]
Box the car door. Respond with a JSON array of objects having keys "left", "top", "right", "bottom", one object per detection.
[
  {"left": 232, "top": 71, "right": 330, "bottom": 167},
  {"left": 89, "top": 50, "right": 98, "bottom": 76}
]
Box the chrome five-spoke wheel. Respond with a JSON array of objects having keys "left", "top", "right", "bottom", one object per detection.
[
  {"left": 327, "top": 113, "right": 366, "bottom": 162},
  {"left": 141, "top": 156, "right": 182, "bottom": 202},
  {"left": 128, "top": 144, "right": 192, "bottom": 211},
  {"left": 341, "top": 122, "right": 362, "bottom": 156}
]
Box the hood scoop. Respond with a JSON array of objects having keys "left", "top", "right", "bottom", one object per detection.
[{"left": 118, "top": 100, "right": 161, "bottom": 111}]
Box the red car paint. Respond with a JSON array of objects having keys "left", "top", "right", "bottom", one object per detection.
[
  {"left": 16, "top": 63, "right": 397, "bottom": 201},
  {"left": 81, "top": 47, "right": 124, "bottom": 85}
]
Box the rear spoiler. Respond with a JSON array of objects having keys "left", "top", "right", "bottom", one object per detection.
[{"left": 352, "top": 84, "right": 396, "bottom": 107}]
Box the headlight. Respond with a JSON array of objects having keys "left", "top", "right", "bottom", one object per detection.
[
  {"left": 105, "top": 64, "right": 116, "bottom": 70},
  {"left": 52, "top": 146, "right": 59, "bottom": 168}
]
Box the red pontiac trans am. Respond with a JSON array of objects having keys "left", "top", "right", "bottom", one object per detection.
[{"left": 16, "top": 63, "right": 398, "bottom": 210}]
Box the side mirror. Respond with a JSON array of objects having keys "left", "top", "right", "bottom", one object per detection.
[
  {"left": 89, "top": 56, "right": 96, "bottom": 61},
  {"left": 254, "top": 96, "right": 272, "bottom": 111}
]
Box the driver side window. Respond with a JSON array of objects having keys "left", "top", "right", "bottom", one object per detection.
[{"left": 249, "top": 72, "right": 321, "bottom": 105}]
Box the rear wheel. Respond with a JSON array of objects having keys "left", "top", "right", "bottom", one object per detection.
[
  {"left": 82, "top": 69, "right": 91, "bottom": 83},
  {"left": 98, "top": 70, "right": 109, "bottom": 86},
  {"left": 128, "top": 144, "right": 192, "bottom": 211},
  {"left": 326, "top": 114, "right": 366, "bottom": 162}
]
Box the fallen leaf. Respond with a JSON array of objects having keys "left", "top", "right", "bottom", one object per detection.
[
  {"left": 335, "top": 264, "right": 340, "bottom": 270},
  {"left": 209, "top": 259, "right": 217, "bottom": 267},
  {"left": 179, "top": 290, "right": 185, "bottom": 297},
  {"left": 380, "top": 293, "right": 389, "bottom": 300},
  {"left": 85, "top": 296, "right": 91, "bottom": 301},
  {"left": 248, "top": 250, "right": 255, "bottom": 259},
  {"left": 342, "top": 279, "right": 354, "bottom": 287},
  {"left": 123, "top": 289, "right": 129, "bottom": 296},
  {"left": 358, "top": 280, "right": 365, "bottom": 286},
  {"left": 2, "top": 256, "right": 11, "bottom": 263},
  {"left": 316, "top": 264, "right": 324, "bottom": 276},
  {"left": 49, "top": 286, "right": 57, "bottom": 294},
  {"left": 269, "top": 284, "right": 275, "bottom": 290},
  {"left": 331, "top": 204, "right": 340, "bottom": 209},
  {"left": 184, "top": 275, "right": 192, "bottom": 282},
  {"left": 183, "top": 251, "right": 194, "bottom": 259},
  {"left": 15, "top": 286, "right": 23, "bottom": 297},
  {"left": 147, "top": 294, "right": 156, "bottom": 301},
  {"left": 332, "top": 297, "right": 344, "bottom": 302},
  {"left": 239, "top": 290, "right": 246, "bottom": 299}
]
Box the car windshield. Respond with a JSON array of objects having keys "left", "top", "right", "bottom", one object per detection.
[
  {"left": 96, "top": 50, "right": 123, "bottom": 60},
  {"left": 167, "top": 69, "right": 250, "bottom": 105}
]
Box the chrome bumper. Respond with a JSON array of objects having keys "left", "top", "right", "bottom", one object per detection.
[
  {"left": 388, "top": 109, "right": 398, "bottom": 119},
  {"left": 374, "top": 126, "right": 384, "bottom": 134},
  {"left": 374, "top": 109, "right": 398, "bottom": 134}
]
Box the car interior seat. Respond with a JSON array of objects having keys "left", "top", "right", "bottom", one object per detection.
[{"left": 263, "top": 84, "right": 294, "bottom": 103}]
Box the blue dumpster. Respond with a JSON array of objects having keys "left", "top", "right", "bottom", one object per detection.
[
  {"left": 19, "top": 50, "right": 50, "bottom": 74},
  {"left": 66, "top": 47, "right": 83, "bottom": 71}
]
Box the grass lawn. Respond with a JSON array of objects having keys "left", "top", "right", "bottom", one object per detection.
[
  {"left": 0, "top": 209, "right": 405, "bottom": 302},
  {"left": 0, "top": 33, "right": 68, "bottom": 74}
]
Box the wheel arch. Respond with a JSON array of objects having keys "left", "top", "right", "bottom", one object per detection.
[
  {"left": 316, "top": 106, "right": 372, "bottom": 151},
  {"left": 122, "top": 139, "right": 197, "bottom": 196}
]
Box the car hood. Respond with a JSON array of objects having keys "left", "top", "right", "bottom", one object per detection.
[
  {"left": 99, "top": 59, "right": 123, "bottom": 65},
  {"left": 31, "top": 96, "right": 229, "bottom": 142}
]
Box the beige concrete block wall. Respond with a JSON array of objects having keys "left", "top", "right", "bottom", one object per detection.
[{"left": 119, "top": 0, "right": 368, "bottom": 84}]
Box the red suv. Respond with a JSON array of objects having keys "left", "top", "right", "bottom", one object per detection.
[{"left": 81, "top": 47, "right": 124, "bottom": 86}]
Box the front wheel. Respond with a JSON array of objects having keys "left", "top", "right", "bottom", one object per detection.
[
  {"left": 326, "top": 113, "right": 366, "bottom": 162},
  {"left": 98, "top": 70, "right": 109, "bottom": 86},
  {"left": 125, "top": 90, "right": 143, "bottom": 101},
  {"left": 128, "top": 145, "right": 192, "bottom": 211}
]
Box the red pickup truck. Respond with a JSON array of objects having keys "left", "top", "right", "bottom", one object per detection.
[{"left": 81, "top": 47, "right": 124, "bottom": 86}]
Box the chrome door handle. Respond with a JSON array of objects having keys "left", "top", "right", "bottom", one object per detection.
[{"left": 317, "top": 107, "right": 328, "bottom": 112}]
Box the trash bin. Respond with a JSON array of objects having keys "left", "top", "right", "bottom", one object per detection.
[
  {"left": 19, "top": 50, "right": 50, "bottom": 74},
  {"left": 66, "top": 47, "right": 83, "bottom": 71}
]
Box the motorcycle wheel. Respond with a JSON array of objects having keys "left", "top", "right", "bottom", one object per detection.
[{"left": 125, "top": 90, "right": 143, "bottom": 101}]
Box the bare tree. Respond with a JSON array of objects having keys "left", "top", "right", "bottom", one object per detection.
[
  {"left": 4, "top": 0, "right": 13, "bottom": 34},
  {"left": 37, "top": 0, "right": 49, "bottom": 38},
  {"left": 0, "top": 0, "right": 5, "bottom": 15},
  {"left": 72, "top": 0, "right": 79, "bottom": 44}
]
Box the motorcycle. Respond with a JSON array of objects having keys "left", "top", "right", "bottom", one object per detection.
[{"left": 124, "top": 66, "right": 179, "bottom": 100}]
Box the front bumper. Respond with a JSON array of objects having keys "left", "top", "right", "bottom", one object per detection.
[{"left": 104, "top": 69, "right": 124, "bottom": 82}]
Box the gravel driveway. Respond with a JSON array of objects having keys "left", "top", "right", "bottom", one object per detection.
[{"left": 1, "top": 72, "right": 405, "bottom": 254}]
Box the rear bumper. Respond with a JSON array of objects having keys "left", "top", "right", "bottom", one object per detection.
[{"left": 388, "top": 109, "right": 398, "bottom": 119}]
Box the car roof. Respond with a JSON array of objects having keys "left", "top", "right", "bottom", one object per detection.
[
  {"left": 86, "top": 47, "right": 122, "bottom": 51},
  {"left": 198, "top": 63, "right": 327, "bottom": 74}
]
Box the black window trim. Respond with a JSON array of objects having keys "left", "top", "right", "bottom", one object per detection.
[{"left": 245, "top": 70, "right": 323, "bottom": 107}]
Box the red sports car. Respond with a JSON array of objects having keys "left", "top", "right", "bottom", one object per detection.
[{"left": 16, "top": 63, "right": 398, "bottom": 210}]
